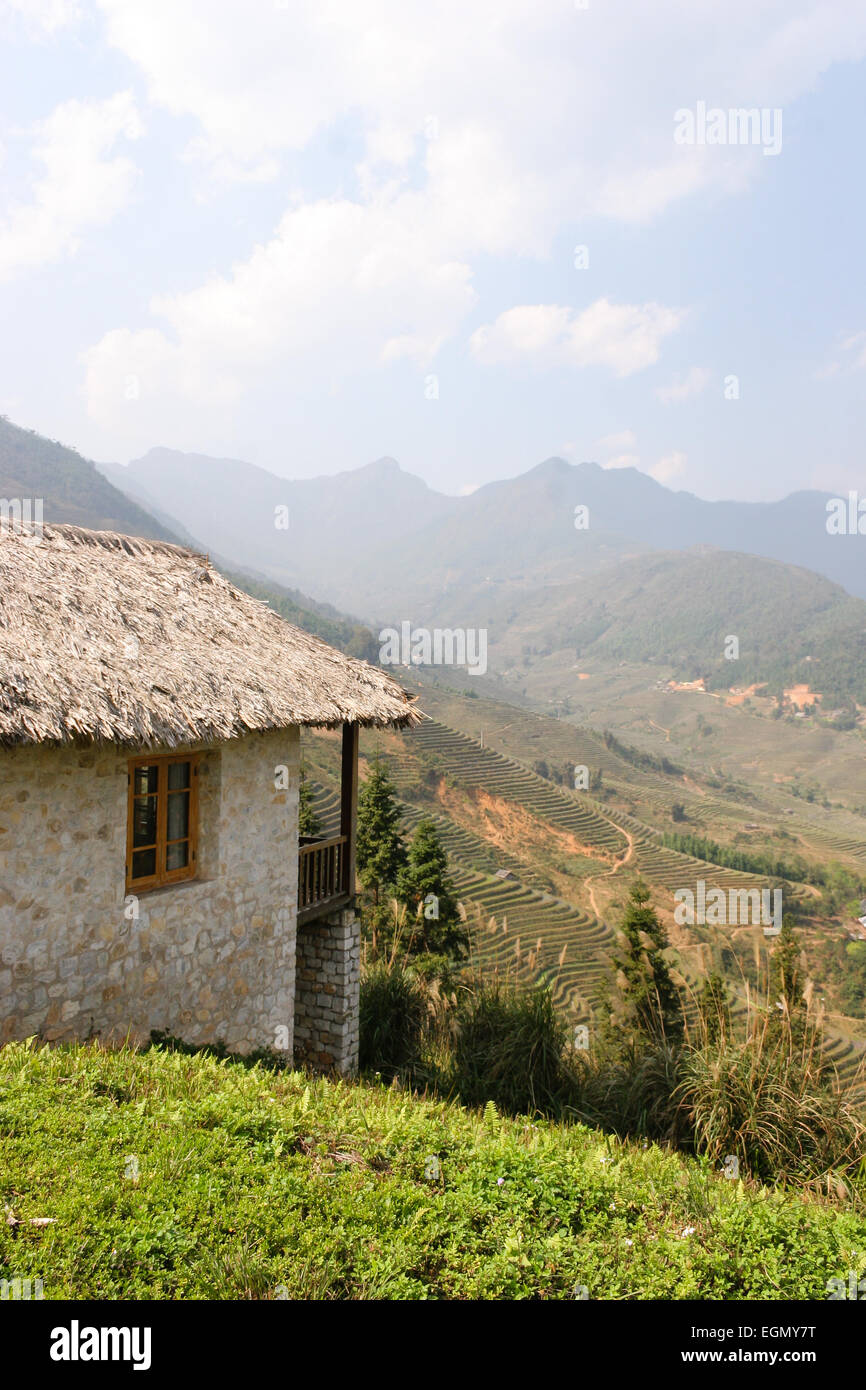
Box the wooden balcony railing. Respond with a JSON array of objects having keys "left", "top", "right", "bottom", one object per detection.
[
  {"left": 298, "top": 834, "right": 349, "bottom": 920},
  {"left": 296, "top": 722, "right": 358, "bottom": 926}
]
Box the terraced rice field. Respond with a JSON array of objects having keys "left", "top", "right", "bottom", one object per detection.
[
  {"left": 303, "top": 717, "right": 861, "bottom": 1095},
  {"left": 396, "top": 800, "right": 551, "bottom": 890},
  {"left": 309, "top": 779, "right": 612, "bottom": 1019},
  {"left": 449, "top": 866, "right": 611, "bottom": 1021},
  {"left": 413, "top": 685, "right": 866, "bottom": 883},
  {"left": 401, "top": 720, "right": 629, "bottom": 857},
  {"left": 401, "top": 721, "right": 806, "bottom": 906},
  {"left": 795, "top": 825, "right": 866, "bottom": 871}
]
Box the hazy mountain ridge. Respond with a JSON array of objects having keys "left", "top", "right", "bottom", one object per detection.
[
  {"left": 1, "top": 419, "right": 377, "bottom": 659},
  {"left": 0, "top": 417, "right": 176, "bottom": 542},
  {"left": 107, "top": 447, "right": 864, "bottom": 607},
  {"left": 102, "top": 447, "right": 457, "bottom": 609},
  {"left": 7, "top": 418, "right": 864, "bottom": 702},
  {"left": 99, "top": 442, "right": 866, "bottom": 705}
]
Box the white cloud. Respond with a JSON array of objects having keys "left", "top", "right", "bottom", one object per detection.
[
  {"left": 0, "top": 92, "right": 142, "bottom": 282},
  {"left": 598, "top": 429, "right": 638, "bottom": 451},
  {"left": 470, "top": 299, "right": 684, "bottom": 376},
  {"left": 597, "top": 429, "right": 640, "bottom": 469},
  {"left": 0, "top": 0, "right": 81, "bottom": 37},
  {"left": 839, "top": 331, "right": 866, "bottom": 365},
  {"left": 76, "top": 0, "right": 866, "bottom": 451},
  {"left": 603, "top": 454, "right": 641, "bottom": 471},
  {"left": 82, "top": 193, "right": 477, "bottom": 442},
  {"left": 817, "top": 330, "right": 866, "bottom": 378},
  {"left": 94, "top": 0, "right": 866, "bottom": 232},
  {"left": 651, "top": 451, "right": 688, "bottom": 485},
  {"left": 655, "top": 366, "right": 711, "bottom": 404}
]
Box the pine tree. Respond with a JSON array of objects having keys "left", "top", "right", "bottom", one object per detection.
[
  {"left": 399, "top": 816, "right": 468, "bottom": 959},
  {"left": 610, "top": 879, "right": 683, "bottom": 1048},
  {"left": 298, "top": 767, "right": 322, "bottom": 838},
  {"left": 356, "top": 758, "right": 407, "bottom": 906}
]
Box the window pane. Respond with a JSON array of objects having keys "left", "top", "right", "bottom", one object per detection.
[
  {"left": 166, "top": 841, "right": 189, "bottom": 872},
  {"left": 168, "top": 761, "right": 191, "bottom": 791},
  {"left": 132, "top": 796, "right": 157, "bottom": 848},
  {"left": 132, "top": 848, "right": 156, "bottom": 879},
  {"left": 133, "top": 765, "right": 159, "bottom": 795},
  {"left": 127, "top": 755, "right": 197, "bottom": 889},
  {"left": 167, "top": 791, "right": 189, "bottom": 842}
]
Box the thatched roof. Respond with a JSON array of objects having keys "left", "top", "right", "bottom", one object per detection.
[{"left": 0, "top": 523, "right": 419, "bottom": 748}]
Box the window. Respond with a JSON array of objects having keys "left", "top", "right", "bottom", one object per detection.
[{"left": 127, "top": 754, "right": 199, "bottom": 892}]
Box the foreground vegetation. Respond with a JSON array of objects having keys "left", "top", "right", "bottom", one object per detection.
[
  {"left": 1, "top": 1039, "right": 865, "bottom": 1301},
  {"left": 354, "top": 762, "right": 865, "bottom": 1191}
]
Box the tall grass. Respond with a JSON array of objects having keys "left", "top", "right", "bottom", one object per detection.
[
  {"left": 358, "top": 961, "right": 429, "bottom": 1079},
  {"left": 357, "top": 892, "right": 866, "bottom": 1193},
  {"left": 566, "top": 1040, "right": 685, "bottom": 1144},
  {"left": 359, "top": 955, "right": 866, "bottom": 1191},
  {"left": 674, "top": 1003, "right": 865, "bottom": 1187},
  {"left": 449, "top": 974, "right": 575, "bottom": 1115}
]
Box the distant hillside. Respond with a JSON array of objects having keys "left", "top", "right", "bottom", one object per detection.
[
  {"left": 481, "top": 548, "right": 866, "bottom": 707},
  {"left": 17, "top": 422, "right": 865, "bottom": 696},
  {"left": 101, "top": 448, "right": 456, "bottom": 607},
  {"left": 95, "top": 444, "right": 866, "bottom": 704},
  {"left": 0, "top": 416, "right": 175, "bottom": 541},
  {"left": 220, "top": 567, "right": 379, "bottom": 661},
  {"left": 1, "top": 418, "right": 378, "bottom": 660},
  {"left": 106, "top": 450, "right": 866, "bottom": 612}
]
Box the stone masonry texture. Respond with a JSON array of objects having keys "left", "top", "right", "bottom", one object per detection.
[
  {"left": 294, "top": 908, "right": 360, "bottom": 1075},
  {"left": 0, "top": 729, "right": 302, "bottom": 1056}
]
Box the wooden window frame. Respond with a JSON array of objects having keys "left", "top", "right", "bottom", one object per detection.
[{"left": 126, "top": 753, "right": 199, "bottom": 894}]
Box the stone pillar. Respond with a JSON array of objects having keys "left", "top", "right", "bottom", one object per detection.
[{"left": 293, "top": 907, "right": 359, "bottom": 1076}]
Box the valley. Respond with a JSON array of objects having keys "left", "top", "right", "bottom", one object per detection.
[
  {"left": 303, "top": 676, "right": 866, "bottom": 1099},
  {"left": 6, "top": 413, "right": 866, "bottom": 1096}
]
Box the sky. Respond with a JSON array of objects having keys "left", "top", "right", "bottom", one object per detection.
[{"left": 0, "top": 0, "right": 864, "bottom": 500}]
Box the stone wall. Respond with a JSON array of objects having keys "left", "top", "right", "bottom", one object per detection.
[
  {"left": 0, "top": 728, "right": 300, "bottom": 1054},
  {"left": 294, "top": 907, "right": 360, "bottom": 1075}
]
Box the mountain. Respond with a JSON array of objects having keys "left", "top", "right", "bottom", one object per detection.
[
  {"left": 0, "top": 418, "right": 378, "bottom": 659},
  {"left": 102, "top": 448, "right": 456, "bottom": 608},
  {"left": 0, "top": 416, "right": 175, "bottom": 541},
  {"left": 354, "top": 456, "right": 865, "bottom": 618},
  {"left": 105, "top": 449, "right": 865, "bottom": 609},
  {"left": 103, "top": 450, "right": 653, "bottom": 617},
  {"left": 99, "top": 445, "right": 866, "bottom": 704},
  {"left": 477, "top": 546, "right": 866, "bottom": 706}
]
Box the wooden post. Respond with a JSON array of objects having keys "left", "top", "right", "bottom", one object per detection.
[{"left": 340, "top": 721, "right": 359, "bottom": 898}]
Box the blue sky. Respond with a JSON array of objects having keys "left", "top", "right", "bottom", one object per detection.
[{"left": 0, "top": 0, "right": 864, "bottom": 501}]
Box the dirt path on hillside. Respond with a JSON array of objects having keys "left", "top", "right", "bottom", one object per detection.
[
  {"left": 585, "top": 822, "right": 636, "bottom": 922},
  {"left": 682, "top": 774, "right": 706, "bottom": 796},
  {"left": 648, "top": 718, "right": 671, "bottom": 742}
]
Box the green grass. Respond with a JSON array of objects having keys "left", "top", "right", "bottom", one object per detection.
[{"left": 1, "top": 1039, "right": 864, "bottom": 1301}]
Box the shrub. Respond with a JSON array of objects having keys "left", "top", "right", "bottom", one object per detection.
[
  {"left": 674, "top": 1023, "right": 866, "bottom": 1186},
  {"left": 565, "top": 1040, "right": 685, "bottom": 1144},
  {"left": 450, "top": 977, "right": 574, "bottom": 1115},
  {"left": 358, "top": 960, "right": 428, "bottom": 1079}
]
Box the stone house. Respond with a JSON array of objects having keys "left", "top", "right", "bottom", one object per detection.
[{"left": 0, "top": 523, "right": 418, "bottom": 1073}]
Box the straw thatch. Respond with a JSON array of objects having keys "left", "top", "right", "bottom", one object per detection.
[{"left": 0, "top": 523, "right": 419, "bottom": 748}]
